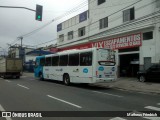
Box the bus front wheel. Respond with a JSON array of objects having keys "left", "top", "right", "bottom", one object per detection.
[
  {"left": 63, "top": 74, "right": 70, "bottom": 85},
  {"left": 39, "top": 73, "right": 44, "bottom": 81}
]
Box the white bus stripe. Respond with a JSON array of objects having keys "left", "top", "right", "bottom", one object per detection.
[
  {"left": 17, "top": 84, "right": 29, "bottom": 90},
  {"left": 145, "top": 106, "right": 160, "bottom": 111},
  {"left": 92, "top": 91, "right": 123, "bottom": 98},
  {"left": 0, "top": 104, "right": 12, "bottom": 120},
  {"left": 47, "top": 95, "right": 82, "bottom": 109},
  {"left": 110, "top": 117, "right": 127, "bottom": 120}
]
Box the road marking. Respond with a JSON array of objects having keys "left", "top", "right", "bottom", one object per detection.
[
  {"left": 157, "top": 103, "right": 160, "bottom": 105},
  {"left": 110, "top": 117, "right": 127, "bottom": 120},
  {"left": 92, "top": 91, "right": 123, "bottom": 98},
  {"left": 5, "top": 80, "right": 11, "bottom": 82},
  {"left": 17, "top": 84, "right": 29, "bottom": 90},
  {"left": 47, "top": 95, "right": 82, "bottom": 109},
  {"left": 0, "top": 104, "right": 12, "bottom": 120},
  {"left": 144, "top": 106, "right": 160, "bottom": 111},
  {"left": 143, "top": 117, "right": 160, "bottom": 120}
]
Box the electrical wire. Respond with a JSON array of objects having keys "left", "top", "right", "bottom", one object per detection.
[
  {"left": 10, "top": 0, "right": 158, "bottom": 48},
  {"left": 17, "top": 1, "right": 88, "bottom": 38},
  {"left": 7, "top": 0, "right": 88, "bottom": 47},
  {"left": 8, "top": 1, "right": 89, "bottom": 48},
  {"left": 34, "top": 0, "right": 145, "bottom": 47},
  {"left": 35, "top": 1, "right": 160, "bottom": 48}
]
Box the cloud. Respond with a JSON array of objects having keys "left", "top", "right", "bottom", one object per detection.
[{"left": 0, "top": 0, "right": 88, "bottom": 50}]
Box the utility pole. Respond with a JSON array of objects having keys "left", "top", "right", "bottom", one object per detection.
[
  {"left": 17, "top": 37, "right": 24, "bottom": 73},
  {"left": 20, "top": 37, "right": 23, "bottom": 48}
]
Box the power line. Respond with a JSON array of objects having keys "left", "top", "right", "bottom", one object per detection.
[
  {"left": 34, "top": 0, "right": 144, "bottom": 46},
  {"left": 10, "top": 0, "right": 157, "bottom": 49},
  {"left": 15, "top": 0, "right": 88, "bottom": 38},
  {"left": 8, "top": 0, "right": 88, "bottom": 47},
  {"left": 34, "top": 0, "right": 159, "bottom": 47}
]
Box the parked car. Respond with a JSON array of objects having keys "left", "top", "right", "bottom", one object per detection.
[{"left": 137, "top": 64, "right": 160, "bottom": 82}]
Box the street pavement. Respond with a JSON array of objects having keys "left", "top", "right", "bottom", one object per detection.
[
  {"left": 23, "top": 72, "right": 160, "bottom": 94},
  {"left": 0, "top": 73, "right": 160, "bottom": 120},
  {"left": 95, "top": 77, "right": 160, "bottom": 95}
]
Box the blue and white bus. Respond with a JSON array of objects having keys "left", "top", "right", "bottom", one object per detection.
[{"left": 34, "top": 48, "right": 117, "bottom": 85}]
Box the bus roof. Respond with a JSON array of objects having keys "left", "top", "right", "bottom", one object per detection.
[{"left": 44, "top": 48, "right": 112, "bottom": 58}]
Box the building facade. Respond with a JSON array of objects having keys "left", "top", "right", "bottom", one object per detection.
[
  {"left": 8, "top": 45, "right": 34, "bottom": 62},
  {"left": 57, "top": 0, "right": 160, "bottom": 77}
]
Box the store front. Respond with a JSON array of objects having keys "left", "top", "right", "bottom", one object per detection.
[
  {"left": 57, "top": 32, "right": 142, "bottom": 77},
  {"left": 119, "top": 53, "right": 139, "bottom": 77}
]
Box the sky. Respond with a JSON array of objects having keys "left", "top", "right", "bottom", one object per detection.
[{"left": 0, "top": 0, "right": 88, "bottom": 54}]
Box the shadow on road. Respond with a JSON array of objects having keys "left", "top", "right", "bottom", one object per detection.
[{"left": 40, "top": 79, "right": 111, "bottom": 90}]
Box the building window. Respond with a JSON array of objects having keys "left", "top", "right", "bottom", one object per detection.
[
  {"left": 98, "top": 0, "right": 105, "bottom": 5},
  {"left": 99, "top": 17, "right": 108, "bottom": 29},
  {"left": 59, "top": 34, "right": 64, "bottom": 42},
  {"left": 156, "top": 0, "right": 160, "bottom": 8},
  {"left": 68, "top": 31, "right": 73, "bottom": 40},
  {"left": 143, "top": 31, "right": 153, "bottom": 40},
  {"left": 123, "top": 7, "right": 135, "bottom": 22},
  {"left": 57, "top": 23, "right": 62, "bottom": 32},
  {"left": 78, "top": 27, "right": 85, "bottom": 37},
  {"left": 79, "top": 11, "right": 87, "bottom": 23}
]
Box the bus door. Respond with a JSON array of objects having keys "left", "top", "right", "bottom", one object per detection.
[{"left": 34, "top": 56, "right": 45, "bottom": 77}]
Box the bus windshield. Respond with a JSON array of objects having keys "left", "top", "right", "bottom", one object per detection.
[{"left": 98, "top": 49, "right": 115, "bottom": 66}]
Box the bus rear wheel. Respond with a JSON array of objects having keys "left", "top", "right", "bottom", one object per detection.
[{"left": 63, "top": 74, "right": 70, "bottom": 85}]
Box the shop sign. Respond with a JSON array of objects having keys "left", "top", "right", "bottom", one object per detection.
[
  {"left": 59, "top": 43, "right": 92, "bottom": 51},
  {"left": 92, "top": 33, "right": 142, "bottom": 50},
  {"left": 58, "top": 33, "right": 142, "bottom": 51}
]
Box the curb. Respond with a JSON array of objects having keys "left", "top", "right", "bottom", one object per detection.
[
  {"left": 113, "top": 87, "right": 160, "bottom": 95},
  {"left": 93, "top": 84, "right": 160, "bottom": 95}
]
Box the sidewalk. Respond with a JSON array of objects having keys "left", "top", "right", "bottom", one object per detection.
[
  {"left": 95, "top": 77, "right": 160, "bottom": 94},
  {"left": 22, "top": 72, "right": 160, "bottom": 94}
]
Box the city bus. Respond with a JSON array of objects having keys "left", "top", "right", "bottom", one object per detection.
[{"left": 34, "top": 48, "right": 117, "bottom": 85}]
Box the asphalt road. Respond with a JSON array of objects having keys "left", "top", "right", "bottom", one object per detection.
[{"left": 0, "top": 75, "right": 160, "bottom": 120}]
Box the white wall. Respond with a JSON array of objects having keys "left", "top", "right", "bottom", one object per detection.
[
  {"left": 88, "top": 0, "right": 156, "bottom": 37},
  {"left": 57, "top": 11, "right": 89, "bottom": 46},
  {"left": 56, "top": 0, "right": 160, "bottom": 65}
]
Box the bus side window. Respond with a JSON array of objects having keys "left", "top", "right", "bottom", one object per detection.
[
  {"left": 45, "top": 57, "right": 52, "bottom": 66},
  {"left": 69, "top": 53, "right": 79, "bottom": 66},
  {"left": 59, "top": 55, "right": 68, "bottom": 66},
  {"left": 80, "top": 52, "right": 92, "bottom": 66},
  {"left": 52, "top": 56, "right": 59, "bottom": 66},
  {"left": 40, "top": 58, "right": 45, "bottom": 66}
]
